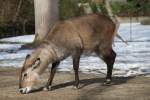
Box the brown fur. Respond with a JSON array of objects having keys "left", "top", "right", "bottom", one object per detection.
[
  {"left": 45, "top": 13, "right": 116, "bottom": 56},
  {"left": 19, "top": 13, "right": 117, "bottom": 93}
]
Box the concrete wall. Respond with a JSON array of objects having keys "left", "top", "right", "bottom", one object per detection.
[
  {"left": 110, "top": 0, "right": 127, "bottom": 3},
  {"left": 92, "top": 0, "right": 127, "bottom": 3}
]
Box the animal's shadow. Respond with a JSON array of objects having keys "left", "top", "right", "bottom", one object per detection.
[{"left": 30, "top": 76, "right": 134, "bottom": 93}]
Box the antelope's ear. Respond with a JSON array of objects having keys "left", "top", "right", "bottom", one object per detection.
[
  {"left": 22, "top": 54, "right": 31, "bottom": 71},
  {"left": 26, "top": 54, "right": 30, "bottom": 59},
  {"left": 24, "top": 54, "right": 30, "bottom": 64},
  {"left": 32, "top": 58, "right": 41, "bottom": 69}
]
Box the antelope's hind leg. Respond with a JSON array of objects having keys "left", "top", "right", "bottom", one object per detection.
[{"left": 96, "top": 48, "right": 116, "bottom": 85}]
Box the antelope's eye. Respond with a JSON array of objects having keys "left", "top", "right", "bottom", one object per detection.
[{"left": 24, "top": 73, "right": 27, "bottom": 77}]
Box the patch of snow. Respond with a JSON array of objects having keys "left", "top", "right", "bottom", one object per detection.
[
  {"left": 0, "top": 44, "right": 22, "bottom": 52},
  {"left": 116, "top": 23, "right": 150, "bottom": 41},
  {"left": 139, "top": 66, "right": 150, "bottom": 74},
  {"left": 0, "top": 23, "right": 150, "bottom": 77},
  {"left": 0, "top": 35, "right": 34, "bottom": 43},
  {"left": 0, "top": 50, "right": 32, "bottom": 60}
]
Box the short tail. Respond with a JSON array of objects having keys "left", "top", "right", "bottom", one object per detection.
[
  {"left": 116, "top": 33, "right": 128, "bottom": 45},
  {"left": 104, "top": 0, "right": 128, "bottom": 45}
]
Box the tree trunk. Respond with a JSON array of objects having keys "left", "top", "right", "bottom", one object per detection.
[{"left": 34, "top": 0, "right": 59, "bottom": 44}]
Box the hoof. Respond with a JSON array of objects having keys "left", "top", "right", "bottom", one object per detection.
[
  {"left": 72, "top": 84, "right": 82, "bottom": 89},
  {"left": 103, "top": 79, "right": 112, "bottom": 86},
  {"left": 72, "top": 86, "right": 77, "bottom": 90},
  {"left": 43, "top": 86, "right": 52, "bottom": 91}
]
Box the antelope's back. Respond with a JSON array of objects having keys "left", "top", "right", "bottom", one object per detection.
[
  {"left": 70, "top": 14, "right": 116, "bottom": 49},
  {"left": 47, "top": 14, "right": 116, "bottom": 51}
]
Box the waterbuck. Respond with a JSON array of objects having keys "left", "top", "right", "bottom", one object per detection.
[{"left": 19, "top": 13, "right": 116, "bottom": 94}]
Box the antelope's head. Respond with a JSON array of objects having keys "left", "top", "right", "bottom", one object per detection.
[
  {"left": 19, "top": 54, "right": 41, "bottom": 94},
  {"left": 19, "top": 45, "right": 55, "bottom": 94}
]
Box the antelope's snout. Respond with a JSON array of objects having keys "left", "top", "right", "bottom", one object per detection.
[{"left": 19, "top": 87, "right": 31, "bottom": 94}]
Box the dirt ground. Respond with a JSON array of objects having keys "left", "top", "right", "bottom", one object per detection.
[{"left": 0, "top": 68, "right": 150, "bottom": 100}]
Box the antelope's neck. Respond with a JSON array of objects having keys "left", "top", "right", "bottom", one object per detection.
[
  {"left": 45, "top": 41, "right": 69, "bottom": 61},
  {"left": 35, "top": 44, "right": 54, "bottom": 74},
  {"left": 36, "top": 42, "right": 66, "bottom": 74}
]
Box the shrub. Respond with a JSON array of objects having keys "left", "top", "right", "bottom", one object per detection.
[
  {"left": 59, "top": 0, "right": 82, "bottom": 20},
  {"left": 111, "top": 0, "right": 150, "bottom": 16},
  {"left": 59, "top": 0, "right": 106, "bottom": 20}
]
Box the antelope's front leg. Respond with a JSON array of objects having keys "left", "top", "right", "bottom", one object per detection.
[
  {"left": 45, "top": 61, "right": 60, "bottom": 91},
  {"left": 72, "top": 50, "right": 81, "bottom": 89}
]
